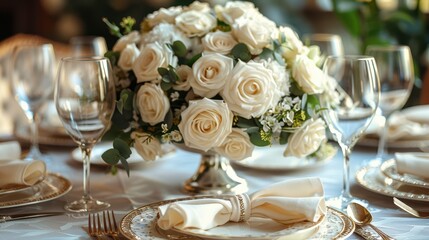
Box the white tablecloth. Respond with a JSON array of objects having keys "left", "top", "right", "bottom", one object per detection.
[{"left": 0, "top": 144, "right": 428, "bottom": 240}]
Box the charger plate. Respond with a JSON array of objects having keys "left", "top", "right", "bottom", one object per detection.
[
  {"left": 380, "top": 159, "right": 429, "bottom": 189},
  {"left": 356, "top": 165, "right": 429, "bottom": 201},
  {"left": 120, "top": 196, "right": 354, "bottom": 240},
  {"left": 0, "top": 173, "right": 72, "bottom": 209}
]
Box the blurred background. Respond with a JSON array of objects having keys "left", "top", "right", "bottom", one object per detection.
[{"left": 0, "top": 0, "right": 428, "bottom": 136}]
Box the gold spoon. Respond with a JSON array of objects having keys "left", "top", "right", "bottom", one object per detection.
[{"left": 346, "top": 202, "right": 395, "bottom": 240}]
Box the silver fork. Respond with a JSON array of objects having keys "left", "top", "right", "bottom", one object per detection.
[
  {"left": 88, "top": 213, "right": 104, "bottom": 239},
  {"left": 393, "top": 197, "right": 429, "bottom": 218},
  {"left": 102, "top": 210, "right": 120, "bottom": 239}
]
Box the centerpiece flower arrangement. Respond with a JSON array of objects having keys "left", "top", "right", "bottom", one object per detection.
[{"left": 101, "top": 1, "right": 338, "bottom": 174}]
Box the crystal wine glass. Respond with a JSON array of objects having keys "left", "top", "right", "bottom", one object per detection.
[
  {"left": 303, "top": 33, "right": 344, "bottom": 65},
  {"left": 11, "top": 44, "right": 56, "bottom": 161},
  {"left": 321, "top": 55, "right": 380, "bottom": 209},
  {"left": 365, "top": 45, "right": 414, "bottom": 165},
  {"left": 70, "top": 36, "right": 107, "bottom": 57},
  {"left": 55, "top": 56, "right": 116, "bottom": 212}
]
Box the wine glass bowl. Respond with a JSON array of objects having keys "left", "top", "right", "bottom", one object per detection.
[
  {"left": 321, "top": 55, "right": 380, "bottom": 208},
  {"left": 69, "top": 36, "right": 107, "bottom": 57},
  {"left": 11, "top": 43, "right": 56, "bottom": 160},
  {"left": 365, "top": 45, "right": 414, "bottom": 164},
  {"left": 55, "top": 56, "right": 116, "bottom": 212}
]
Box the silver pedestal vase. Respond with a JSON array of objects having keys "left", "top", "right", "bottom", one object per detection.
[{"left": 178, "top": 145, "right": 248, "bottom": 195}]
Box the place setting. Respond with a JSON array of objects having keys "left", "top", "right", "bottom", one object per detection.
[{"left": 0, "top": 141, "right": 72, "bottom": 209}]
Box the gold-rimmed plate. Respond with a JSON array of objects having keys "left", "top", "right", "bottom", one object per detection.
[
  {"left": 0, "top": 175, "right": 46, "bottom": 195},
  {"left": 120, "top": 196, "right": 354, "bottom": 240},
  {"left": 0, "top": 173, "right": 72, "bottom": 209},
  {"left": 380, "top": 159, "right": 429, "bottom": 189},
  {"left": 356, "top": 165, "right": 429, "bottom": 202}
]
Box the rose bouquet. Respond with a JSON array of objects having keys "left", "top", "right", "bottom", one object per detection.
[{"left": 101, "top": 1, "right": 338, "bottom": 173}]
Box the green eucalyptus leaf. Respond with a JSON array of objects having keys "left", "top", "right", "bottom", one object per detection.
[
  {"left": 158, "top": 67, "right": 169, "bottom": 76},
  {"left": 113, "top": 138, "right": 132, "bottom": 158},
  {"left": 101, "top": 148, "right": 121, "bottom": 165},
  {"left": 104, "top": 51, "right": 120, "bottom": 66},
  {"left": 168, "top": 67, "right": 179, "bottom": 83},
  {"left": 231, "top": 43, "right": 252, "bottom": 62},
  {"left": 245, "top": 126, "right": 260, "bottom": 134},
  {"left": 119, "top": 157, "right": 130, "bottom": 177},
  {"left": 249, "top": 132, "right": 271, "bottom": 146},
  {"left": 259, "top": 48, "right": 274, "bottom": 60},
  {"left": 161, "top": 80, "right": 172, "bottom": 91},
  {"left": 187, "top": 53, "right": 202, "bottom": 66},
  {"left": 236, "top": 116, "right": 257, "bottom": 128},
  {"left": 172, "top": 41, "right": 187, "bottom": 58},
  {"left": 117, "top": 98, "right": 124, "bottom": 114}
]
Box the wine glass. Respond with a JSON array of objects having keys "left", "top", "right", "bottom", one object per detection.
[
  {"left": 69, "top": 36, "right": 107, "bottom": 57},
  {"left": 321, "top": 55, "right": 380, "bottom": 208},
  {"left": 55, "top": 56, "right": 116, "bottom": 212},
  {"left": 365, "top": 45, "right": 414, "bottom": 165},
  {"left": 10, "top": 44, "right": 56, "bottom": 161},
  {"left": 303, "top": 33, "right": 344, "bottom": 65}
]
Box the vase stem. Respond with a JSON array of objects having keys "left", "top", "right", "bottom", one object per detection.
[{"left": 183, "top": 153, "right": 248, "bottom": 195}]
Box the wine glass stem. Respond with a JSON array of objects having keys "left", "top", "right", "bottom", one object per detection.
[
  {"left": 341, "top": 145, "right": 352, "bottom": 199},
  {"left": 376, "top": 116, "right": 390, "bottom": 162},
  {"left": 27, "top": 111, "right": 42, "bottom": 160},
  {"left": 81, "top": 146, "right": 92, "bottom": 201}
]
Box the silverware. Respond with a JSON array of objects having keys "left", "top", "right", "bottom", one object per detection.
[
  {"left": 0, "top": 212, "right": 64, "bottom": 223},
  {"left": 88, "top": 212, "right": 103, "bottom": 239},
  {"left": 103, "top": 210, "right": 119, "bottom": 239},
  {"left": 347, "top": 202, "right": 395, "bottom": 240},
  {"left": 393, "top": 197, "right": 429, "bottom": 218},
  {"left": 88, "top": 210, "right": 120, "bottom": 239}
]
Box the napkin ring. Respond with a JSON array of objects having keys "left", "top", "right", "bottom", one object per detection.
[{"left": 230, "top": 194, "right": 251, "bottom": 222}]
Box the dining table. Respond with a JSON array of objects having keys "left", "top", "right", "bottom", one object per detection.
[{"left": 0, "top": 134, "right": 428, "bottom": 240}]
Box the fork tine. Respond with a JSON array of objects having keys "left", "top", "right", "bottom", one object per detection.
[
  {"left": 88, "top": 214, "right": 93, "bottom": 235},
  {"left": 96, "top": 213, "right": 102, "bottom": 235},
  {"left": 111, "top": 210, "right": 118, "bottom": 232},
  {"left": 106, "top": 210, "right": 113, "bottom": 234}
]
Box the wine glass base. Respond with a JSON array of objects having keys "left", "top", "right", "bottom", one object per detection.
[
  {"left": 64, "top": 198, "right": 110, "bottom": 212},
  {"left": 326, "top": 195, "right": 368, "bottom": 211}
]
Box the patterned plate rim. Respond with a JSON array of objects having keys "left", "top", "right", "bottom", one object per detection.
[{"left": 380, "top": 159, "right": 429, "bottom": 189}]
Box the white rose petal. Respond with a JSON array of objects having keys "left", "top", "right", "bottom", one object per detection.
[
  {"left": 131, "top": 132, "right": 162, "bottom": 161},
  {"left": 185, "top": 1, "right": 211, "bottom": 12},
  {"left": 113, "top": 31, "right": 141, "bottom": 52},
  {"left": 175, "top": 10, "right": 216, "bottom": 37},
  {"left": 146, "top": 6, "right": 182, "bottom": 28},
  {"left": 190, "top": 53, "right": 233, "bottom": 98},
  {"left": 232, "top": 17, "right": 272, "bottom": 55},
  {"left": 292, "top": 54, "right": 325, "bottom": 94},
  {"left": 284, "top": 118, "right": 327, "bottom": 158},
  {"left": 178, "top": 98, "right": 233, "bottom": 152},
  {"left": 117, "top": 44, "right": 140, "bottom": 71},
  {"left": 174, "top": 65, "right": 193, "bottom": 91},
  {"left": 141, "top": 23, "right": 192, "bottom": 49},
  {"left": 221, "top": 60, "right": 281, "bottom": 119},
  {"left": 132, "top": 42, "right": 177, "bottom": 82},
  {"left": 136, "top": 83, "right": 170, "bottom": 126},
  {"left": 279, "top": 26, "right": 304, "bottom": 64},
  {"left": 202, "top": 31, "right": 238, "bottom": 55},
  {"left": 215, "top": 128, "right": 254, "bottom": 161},
  {"left": 257, "top": 58, "right": 290, "bottom": 97},
  {"left": 215, "top": 1, "right": 258, "bottom": 25}
]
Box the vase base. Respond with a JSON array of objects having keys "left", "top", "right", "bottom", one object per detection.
[{"left": 183, "top": 153, "right": 248, "bottom": 195}]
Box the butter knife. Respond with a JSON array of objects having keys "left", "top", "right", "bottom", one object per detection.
[{"left": 0, "top": 212, "right": 64, "bottom": 223}]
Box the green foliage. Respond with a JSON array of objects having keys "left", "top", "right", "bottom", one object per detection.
[
  {"left": 101, "top": 138, "right": 132, "bottom": 176},
  {"left": 102, "top": 18, "right": 122, "bottom": 38},
  {"left": 104, "top": 51, "right": 120, "bottom": 66},
  {"left": 120, "top": 16, "right": 136, "bottom": 35},
  {"left": 231, "top": 43, "right": 252, "bottom": 62},
  {"left": 279, "top": 131, "right": 290, "bottom": 145},
  {"left": 169, "top": 41, "right": 188, "bottom": 58},
  {"left": 249, "top": 130, "right": 271, "bottom": 146},
  {"left": 158, "top": 65, "right": 179, "bottom": 91},
  {"left": 117, "top": 89, "right": 134, "bottom": 114},
  {"left": 217, "top": 19, "right": 232, "bottom": 32}
]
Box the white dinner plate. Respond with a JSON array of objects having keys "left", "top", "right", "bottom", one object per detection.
[
  {"left": 71, "top": 142, "right": 175, "bottom": 166},
  {"left": 356, "top": 165, "right": 429, "bottom": 202},
  {"left": 232, "top": 144, "right": 337, "bottom": 171},
  {"left": 119, "top": 196, "right": 354, "bottom": 240},
  {"left": 380, "top": 159, "right": 429, "bottom": 189}
]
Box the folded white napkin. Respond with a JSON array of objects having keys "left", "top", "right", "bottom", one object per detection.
[
  {"left": 387, "top": 115, "right": 429, "bottom": 141},
  {"left": 157, "top": 177, "right": 326, "bottom": 230},
  {"left": 0, "top": 141, "right": 46, "bottom": 188},
  {"left": 395, "top": 152, "right": 429, "bottom": 179}
]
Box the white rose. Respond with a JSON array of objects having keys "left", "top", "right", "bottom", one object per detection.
[
  {"left": 320, "top": 75, "right": 341, "bottom": 107},
  {"left": 221, "top": 60, "right": 281, "bottom": 119},
  {"left": 215, "top": 128, "right": 254, "bottom": 161},
  {"left": 232, "top": 17, "right": 273, "bottom": 55},
  {"left": 175, "top": 10, "right": 216, "bottom": 37},
  {"left": 202, "top": 31, "right": 238, "bottom": 55},
  {"left": 278, "top": 26, "right": 304, "bottom": 65},
  {"left": 141, "top": 23, "right": 192, "bottom": 50},
  {"left": 117, "top": 44, "right": 140, "bottom": 71},
  {"left": 184, "top": 1, "right": 211, "bottom": 12},
  {"left": 131, "top": 132, "right": 162, "bottom": 161},
  {"left": 146, "top": 6, "right": 182, "bottom": 28},
  {"left": 190, "top": 53, "right": 233, "bottom": 98},
  {"left": 112, "top": 31, "right": 140, "bottom": 52},
  {"left": 132, "top": 42, "right": 177, "bottom": 82},
  {"left": 215, "top": 1, "right": 258, "bottom": 25},
  {"left": 136, "top": 83, "right": 170, "bottom": 126},
  {"left": 284, "top": 118, "right": 327, "bottom": 158},
  {"left": 292, "top": 54, "right": 325, "bottom": 94},
  {"left": 178, "top": 98, "right": 233, "bottom": 152},
  {"left": 173, "top": 65, "right": 193, "bottom": 91},
  {"left": 256, "top": 58, "right": 290, "bottom": 97}
]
